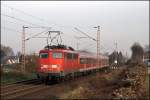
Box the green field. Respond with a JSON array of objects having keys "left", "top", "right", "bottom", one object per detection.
[{"left": 1, "top": 71, "right": 37, "bottom": 84}]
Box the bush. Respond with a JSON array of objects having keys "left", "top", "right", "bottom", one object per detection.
[{"left": 1, "top": 71, "right": 36, "bottom": 84}]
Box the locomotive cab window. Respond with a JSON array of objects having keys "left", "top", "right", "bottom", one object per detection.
[
  {"left": 53, "top": 52, "right": 62, "bottom": 59},
  {"left": 40, "top": 53, "right": 49, "bottom": 58}
]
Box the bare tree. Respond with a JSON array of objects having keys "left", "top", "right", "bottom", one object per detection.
[
  {"left": 109, "top": 51, "right": 118, "bottom": 65},
  {"left": 109, "top": 51, "right": 126, "bottom": 66},
  {"left": 118, "top": 51, "right": 123, "bottom": 65},
  {"left": 144, "top": 44, "right": 149, "bottom": 52},
  {"left": 131, "top": 42, "right": 144, "bottom": 64},
  {"left": 16, "top": 51, "right": 22, "bottom": 57},
  {"left": 1, "top": 44, "right": 14, "bottom": 57},
  {"left": 1, "top": 44, "right": 15, "bottom": 64}
]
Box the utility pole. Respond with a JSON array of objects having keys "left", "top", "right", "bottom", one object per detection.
[
  {"left": 74, "top": 27, "right": 101, "bottom": 66},
  {"left": 22, "top": 26, "right": 28, "bottom": 73},
  {"left": 94, "top": 26, "right": 100, "bottom": 67},
  {"left": 114, "top": 42, "right": 118, "bottom": 64},
  {"left": 115, "top": 42, "right": 118, "bottom": 52},
  {"left": 21, "top": 26, "right": 51, "bottom": 73}
]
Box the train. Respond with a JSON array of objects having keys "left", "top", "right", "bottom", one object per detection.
[{"left": 37, "top": 45, "right": 109, "bottom": 83}]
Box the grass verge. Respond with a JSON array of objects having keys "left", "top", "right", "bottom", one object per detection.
[{"left": 1, "top": 71, "right": 37, "bottom": 85}]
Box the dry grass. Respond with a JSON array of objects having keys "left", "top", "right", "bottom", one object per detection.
[{"left": 59, "top": 64, "right": 149, "bottom": 99}]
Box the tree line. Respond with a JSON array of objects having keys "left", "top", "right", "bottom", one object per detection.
[{"left": 108, "top": 42, "right": 148, "bottom": 66}]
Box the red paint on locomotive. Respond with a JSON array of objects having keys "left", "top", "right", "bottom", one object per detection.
[{"left": 37, "top": 48, "right": 109, "bottom": 80}]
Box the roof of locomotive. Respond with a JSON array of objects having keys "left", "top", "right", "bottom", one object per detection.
[
  {"left": 40, "top": 49, "right": 108, "bottom": 59},
  {"left": 39, "top": 49, "right": 78, "bottom": 54},
  {"left": 39, "top": 45, "right": 108, "bottom": 59}
]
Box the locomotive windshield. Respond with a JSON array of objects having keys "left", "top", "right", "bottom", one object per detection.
[
  {"left": 40, "top": 53, "right": 49, "bottom": 58},
  {"left": 53, "top": 52, "right": 62, "bottom": 59}
]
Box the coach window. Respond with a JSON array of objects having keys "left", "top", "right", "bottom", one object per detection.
[
  {"left": 80, "top": 58, "right": 86, "bottom": 64},
  {"left": 53, "top": 52, "right": 62, "bottom": 59}
]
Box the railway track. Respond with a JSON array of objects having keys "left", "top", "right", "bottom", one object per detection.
[
  {"left": 1, "top": 66, "right": 120, "bottom": 100},
  {"left": 1, "top": 79, "right": 39, "bottom": 89},
  {"left": 14, "top": 67, "right": 122, "bottom": 99},
  {"left": 1, "top": 79, "right": 47, "bottom": 100},
  {"left": 1, "top": 85, "right": 49, "bottom": 100}
]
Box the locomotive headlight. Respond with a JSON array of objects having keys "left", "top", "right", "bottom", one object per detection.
[
  {"left": 41, "top": 65, "right": 48, "bottom": 69},
  {"left": 51, "top": 65, "right": 58, "bottom": 68},
  {"left": 43, "top": 65, "right": 48, "bottom": 68}
]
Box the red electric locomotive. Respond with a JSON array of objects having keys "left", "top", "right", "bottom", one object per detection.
[{"left": 37, "top": 45, "right": 109, "bottom": 82}]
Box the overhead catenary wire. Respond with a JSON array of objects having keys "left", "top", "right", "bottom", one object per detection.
[
  {"left": 3, "top": 19, "right": 51, "bottom": 29},
  {"left": 1, "top": 13, "right": 45, "bottom": 27},
  {"left": 2, "top": 19, "right": 52, "bottom": 42},
  {"left": 2, "top": 4, "right": 113, "bottom": 54},
  {"left": 1, "top": 4, "right": 79, "bottom": 44},
  {"left": 1, "top": 4, "right": 72, "bottom": 29},
  {"left": 1, "top": 4, "right": 48, "bottom": 23},
  {"left": 79, "top": 39, "right": 111, "bottom": 53},
  {"left": 1, "top": 13, "right": 46, "bottom": 27},
  {"left": 2, "top": 4, "right": 99, "bottom": 40},
  {"left": 1, "top": 26, "right": 22, "bottom": 33},
  {"left": 81, "top": 43, "right": 95, "bottom": 50},
  {"left": 25, "top": 28, "right": 51, "bottom": 40},
  {"left": 1, "top": 13, "right": 52, "bottom": 37},
  {"left": 74, "top": 27, "right": 97, "bottom": 41},
  {"left": 2, "top": 19, "right": 25, "bottom": 26},
  {"left": 32, "top": 37, "right": 48, "bottom": 38}
]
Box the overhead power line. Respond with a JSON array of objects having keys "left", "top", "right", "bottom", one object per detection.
[
  {"left": 1, "top": 13, "right": 46, "bottom": 27},
  {"left": 25, "top": 28, "right": 51, "bottom": 40},
  {"left": 2, "top": 4, "right": 47, "bottom": 22},
  {"left": 1, "top": 4, "right": 71, "bottom": 29},
  {"left": 1, "top": 26, "right": 21, "bottom": 33},
  {"left": 74, "top": 27, "right": 96, "bottom": 41},
  {"left": 79, "top": 40, "right": 111, "bottom": 52},
  {"left": 81, "top": 43, "right": 95, "bottom": 49},
  {"left": 2, "top": 19, "right": 51, "bottom": 29},
  {"left": 2, "top": 19, "right": 24, "bottom": 26},
  {"left": 32, "top": 37, "right": 48, "bottom": 38}
]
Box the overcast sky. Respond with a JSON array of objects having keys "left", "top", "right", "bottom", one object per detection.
[{"left": 1, "top": 1, "right": 149, "bottom": 57}]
